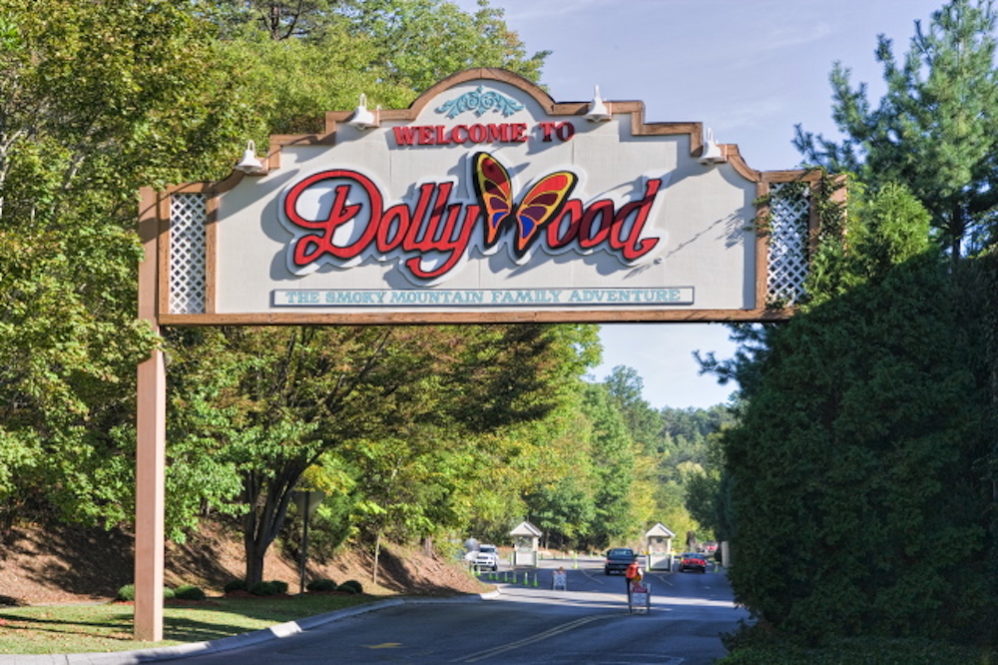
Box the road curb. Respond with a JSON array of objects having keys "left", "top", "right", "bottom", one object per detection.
[{"left": 0, "top": 592, "right": 500, "bottom": 665}]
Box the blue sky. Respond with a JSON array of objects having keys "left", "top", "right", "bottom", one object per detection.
[{"left": 453, "top": 0, "right": 944, "bottom": 408}]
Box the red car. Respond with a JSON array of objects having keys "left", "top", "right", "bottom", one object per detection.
[{"left": 678, "top": 552, "right": 707, "bottom": 573}]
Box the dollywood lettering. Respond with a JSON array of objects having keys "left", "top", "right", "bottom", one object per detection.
[{"left": 282, "top": 161, "right": 663, "bottom": 282}]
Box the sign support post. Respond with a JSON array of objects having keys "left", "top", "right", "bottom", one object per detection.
[{"left": 135, "top": 189, "right": 166, "bottom": 641}]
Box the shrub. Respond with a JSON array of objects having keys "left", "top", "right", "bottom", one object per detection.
[
  {"left": 306, "top": 578, "right": 338, "bottom": 592},
  {"left": 337, "top": 580, "right": 363, "bottom": 594},
  {"left": 223, "top": 579, "right": 247, "bottom": 593},
  {"left": 173, "top": 584, "right": 207, "bottom": 601},
  {"left": 717, "top": 636, "right": 990, "bottom": 665},
  {"left": 116, "top": 584, "right": 174, "bottom": 601},
  {"left": 248, "top": 581, "right": 278, "bottom": 596},
  {"left": 116, "top": 584, "right": 135, "bottom": 601},
  {"left": 247, "top": 580, "right": 289, "bottom": 596}
]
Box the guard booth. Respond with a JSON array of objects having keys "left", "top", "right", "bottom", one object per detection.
[
  {"left": 510, "top": 521, "right": 543, "bottom": 567},
  {"left": 645, "top": 522, "right": 675, "bottom": 570}
]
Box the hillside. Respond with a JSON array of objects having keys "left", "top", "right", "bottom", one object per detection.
[{"left": 0, "top": 520, "right": 489, "bottom": 606}]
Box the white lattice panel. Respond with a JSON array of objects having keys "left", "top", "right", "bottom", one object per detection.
[
  {"left": 767, "top": 182, "right": 810, "bottom": 306},
  {"left": 169, "top": 193, "right": 207, "bottom": 314}
]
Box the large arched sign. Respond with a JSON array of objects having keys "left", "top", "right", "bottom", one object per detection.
[
  {"left": 144, "top": 69, "right": 819, "bottom": 327},
  {"left": 134, "top": 68, "right": 823, "bottom": 640}
]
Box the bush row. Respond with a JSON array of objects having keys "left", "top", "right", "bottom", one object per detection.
[
  {"left": 221, "top": 578, "right": 364, "bottom": 595},
  {"left": 116, "top": 584, "right": 206, "bottom": 601},
  {"left": 117, "top": 577, "right": 364, "bottom": 600},
  {"left": 718, "top": 634, "right": 993, "bottom": 665}
]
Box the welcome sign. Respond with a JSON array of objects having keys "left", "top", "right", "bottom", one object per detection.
[{"left": 150, "top": 68, "right": 818, "bottom": 324}]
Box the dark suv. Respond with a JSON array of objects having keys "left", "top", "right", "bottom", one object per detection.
[{"left": 604, "top": 547, "right": 635, "bottom": 575}]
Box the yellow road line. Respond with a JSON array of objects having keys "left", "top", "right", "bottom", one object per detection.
[{"left": 454, "top": 614, "right": 614, "bottom": 663}]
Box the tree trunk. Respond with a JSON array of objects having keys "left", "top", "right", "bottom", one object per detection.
[
  {"left": 240, "top": 467, "right": 303, "bottom": 586},
  {"left": 244, "top": 533, "right": 267, "bottom": 588}
]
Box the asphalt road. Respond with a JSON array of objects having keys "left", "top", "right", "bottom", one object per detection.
[{"left": 159, "top": 558, "right": 748, "bottom": 665}]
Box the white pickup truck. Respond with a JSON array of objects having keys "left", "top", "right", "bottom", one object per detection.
[{"left": 472, "top": 544, "right": 499, "bottom": 571}]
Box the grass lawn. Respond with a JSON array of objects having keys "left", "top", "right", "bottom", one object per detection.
[{"left": 0, "top": 593, "right": 379, "bottom": 655}]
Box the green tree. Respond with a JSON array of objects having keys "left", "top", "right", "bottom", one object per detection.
[
  {"left": 582, "top": 383, "right": 637, "bottom": 549},
  {"left": 167, "top": 324, "right": 597, "bottom": 584},
  {"left": 720, "top": 184, "right": 994, "bottom": 642},
  {"left": 682, "top": 430, "right": 731, "bottom": 541},
  {"left": 525, "top": 478, "right": 597, "bottom": 550},
  {"left": 602, "top": 365, "right": 663, "bottom": 455},
  {"left": 339, "top": 0, "right": 549, "bottom": 90},
  {"left": 0, "top": 0, "right": 249, "bottom": 527},
  {"left": 794, "top": 0, "right": 998, "bottom": 257},
  {"left": 206, "top": 0, "right": 344, "bottom": 41}
]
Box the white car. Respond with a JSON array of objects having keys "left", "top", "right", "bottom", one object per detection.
[{"left": 473, "top": 544, "right": 499, "bottom": 571}]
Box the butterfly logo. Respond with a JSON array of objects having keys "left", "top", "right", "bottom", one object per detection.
[{"left": 471, "top": 152, "right": 578, "bottom": 257}]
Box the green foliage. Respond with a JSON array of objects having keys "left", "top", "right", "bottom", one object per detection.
[
  {"left": 0, "top": 0, "right": 258, "bottom": 529},
  {"left": 599, "top": 367, "right": 662, "bottom": 454},
  {"left": 212, "top": 22, "right": 413, "bottom": 138},
  {"left": 338, "top": 0, "right": 549, "bottom": 90},
  {"left": 582, "top": 383, "right": 637, "bottom": 548},
  {"left": 515, "top": 360, "right": 734, "bottom": 552},
  {"left": 117, "top": 585, "right": 175, "bottom": 601},
  {"left": 719, "top": 634, "right": 993, "bottom": 665},
  {"left": 305, "top": 578, "right": 338, "bottom": 592},
  {"left": 722, "top": 236, "right": 994, "bottom": 641},
  {"left": 223, "top": 579, "right": 248, "bottom": 593},
  {"left": 337, "top": 580, "right": 363, "bottom": 594},
  {"left": 172, "top": 585, "right": 207, "bottom": 601},
  {"left": 717, "top": 26, "right": 998, "bottom": 640},
  {"left": 248, "top": 580, "right": 286, "bottom": 596},
  {"left": 795, "top": 0, "right": 998, "bottom": 256},
  {"left": 246, "top": 580, "right": 272, "bottom": 596},
  {"left": 0, "top": 0, "right": 552, "bottom": 546},
  {"left": 205, "top": 0, "right": 346, "bottom": 41},
  {"left": 166, "top": 323, "right": 598, "bottom": 583},
  {"left": 205, "top": 0, "right": 548, "bottom": 139},
  {"left": 524, "top": 477, "right": 597, "bottom": 549},
  {"left": 806, "top": 181, "right": 932, "bottom": 304}
]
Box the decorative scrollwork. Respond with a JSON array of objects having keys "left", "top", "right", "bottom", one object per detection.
[{"left": 435, "top": 86, "right": 524, "bottom": 119}]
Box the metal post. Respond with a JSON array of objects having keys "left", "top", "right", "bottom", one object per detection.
[
  {"left": 299, "top": 508, "right": 310, "bottom": 594},
  {"left": 292, "top": 490, "right": 324, "bottom": 595}
]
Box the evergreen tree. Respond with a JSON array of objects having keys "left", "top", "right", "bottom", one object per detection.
[
  {"left": 721, "top": 185, "right": 995, "bottom": 642},
  {"left": 583, "top": 383, "right": 637, "bottom": 548},
  {"left": 795, "top": 0, "right": 998, "bottom": 257}
]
